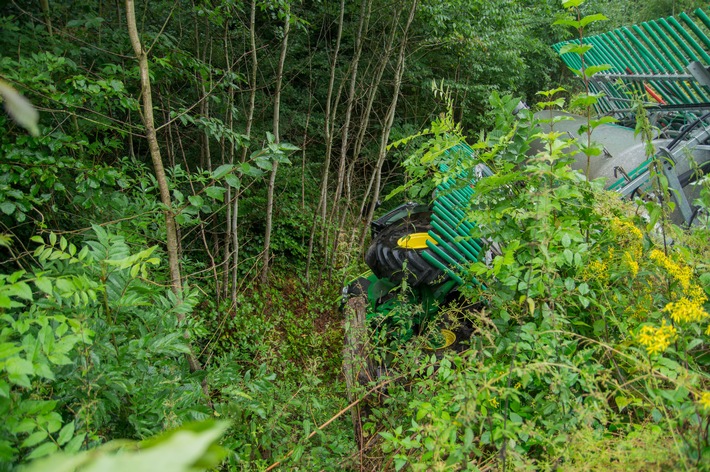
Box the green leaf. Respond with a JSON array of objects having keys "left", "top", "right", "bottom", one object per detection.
[
  {"left": 0, "top": 201, "right": 15, "bottom": 216},
  {"left": 25, "top": 441, "right": 57, "bottom": 460},
  {"left": 187, "top": 195, "right": 203, "bottom": 207},
  {"left": 34, "top": 277, "right": 53, "bottom": 295},
  {"left": 584, "top": 64, "right": 612, "bottom": 77},
  {"left": 225, "top": 174, "right": 240, "bottom": 188},
  {"left": 211, "top": 164, "right": 234, "bottom": 180},
  {"left": 57, "top": 422, "right": 75, "bottom": 446},
  {"left": 0, "top": 342, "right": 23, "bottom": 360},
  {"left": 22, "top": 431, "right": 48, "bottom": 449},
  {"left": 615, "top": 395, "right": 631, "bottom": 412},
  {"left": 6, "top": 356, "right": 34, "bottom": 377},
  {"left": 560, "top": 44, "right": 593, "bottom": 56},
  {"left": 580, "top": 13, "right": 608, "bottom": 28},
  {"left": 204, "top": 186, "right": 226, "bottom": 202},
  {"left": 554, "top": 18, "right": 581, "bottom": 29},
  {"left": 561, "top": 0, "right": 584, "bottom": 7},
  {"left": 12, "top": 282, "right": 33, "bottom": 301},
  {"left": 64, "top": 432, "right": 85, "bottom": 453}
]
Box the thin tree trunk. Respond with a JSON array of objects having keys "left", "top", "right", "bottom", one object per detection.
[
  {"left": 221, "top": 20, "right": 234, "bottom": 302},
  {"left": 125, "top": 0, "right": 202, "bottom": 375},
  {"left": 40, "top": 0, "right": 53, "bottom": 36},
  {"left": 261, "top": 6, "right": 291, "bottom": 283},
  {"left": 326, "top": 0, "right": 371, "bottom": 275},
  {"left": 317, "top": 0, "right": 345, "bottom": 223},
  {"left": 126, "top": 0, "right": 182, "bottom": 298},
  {"left": 359, "top": 0, "right": 418, "bottom": 250},
  {"left": 232, "top": 0, "right": 259, "bottom": 301},
  {"left": 352, "top": 9, "right": 400, "bottom": 224}
]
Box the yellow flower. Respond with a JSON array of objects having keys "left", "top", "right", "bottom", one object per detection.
[
  {"left": 611, "top": 218, "right": 643, "bottom": 246},
  {"left": 637, "top": 321, "right": 677, "bottom": 355},
  {"left": 622, "top": 251, "right": 639, "bottom": 278},
  {"left": 651, "top": 250, "right": 692, "bottom": 290},
  {"left": 663, "top": 298, "right": 709, "bottom": 324},
  {"left": 650, "top": 249, "right": 707, "bottom": 303},
  {"left": 490, "top": 397, "right": 499, "bottom": 408},
  {"left": 698, "top": 392, "right": 710, "bottom": 411},
  {"left": 583, "top": 259, "right": 608, "bottom": 281}
]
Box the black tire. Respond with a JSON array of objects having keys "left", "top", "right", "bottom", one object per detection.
[{"left": 364, "top": 211, "right": 447, "bottom": 287}]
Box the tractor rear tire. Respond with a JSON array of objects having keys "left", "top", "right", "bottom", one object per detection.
[{"left": 364, "top": 211, "right": 446, "bottom": 287}]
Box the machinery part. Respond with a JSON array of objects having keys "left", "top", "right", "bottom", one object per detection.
[
  {"left": 423, "top": 328, "right": 457, "bottom": 350},
  {"left": 370, "top": 202, "right": 430, "bottom": 238},
  {"left": 365, "top": 210, "right": 448, "bottom": 288},
  {"left": 397, "top": 232, "right": 437, "bottom": 249}
]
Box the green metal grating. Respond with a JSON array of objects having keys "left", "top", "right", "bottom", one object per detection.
[
  {"left": 553, "top": 8, "right": 710, "bottom": 119},
  {"left": 418, "top": 142, "right": 485, "bottom": 286}
]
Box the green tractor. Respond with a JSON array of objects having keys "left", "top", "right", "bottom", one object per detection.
[
  {"left": 341, "top": 148, "right": 488, "bottom": 391},
  {"left": 341, "top": 8, "right": 710, "bottom": 430}
]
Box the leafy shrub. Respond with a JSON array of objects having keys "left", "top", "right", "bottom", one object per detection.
[{"left": 0, "top": 227, "right": 207, "bottom": 467}]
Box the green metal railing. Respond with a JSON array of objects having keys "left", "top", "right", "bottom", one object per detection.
[{"left": 553, "top": 8, "right": 710, "bottom": 118}]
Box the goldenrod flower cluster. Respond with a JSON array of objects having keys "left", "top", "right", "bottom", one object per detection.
[
  {"left": 611, "top": 218, "right": 643, "bottom": 247},
  {"left": 622, "top": 251, "right": 639, "bottom": 278},
  {"left": 650, "top": 249, "right": 708, "bottom": 304},
  {"left": 663, "top": 297, "right": 709, "bottom": 324},
  {"left": 637, "top": 321, "right": 677, "bottom": 355},
  {"left": 583, "top": 259, "right": 608, "bottom": 281},
  {"left": 698, "top": 392, "right": 710, "bottom": 411}
]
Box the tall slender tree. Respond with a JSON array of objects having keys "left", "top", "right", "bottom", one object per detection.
[{"left": 262, "top": 3, "right": 291, "bottom": 283}]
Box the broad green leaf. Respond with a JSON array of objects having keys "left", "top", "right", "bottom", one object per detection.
[
  {"left": 188, "top": 195, "right": 203, "bottom": 207},
  {"left": 0, "top": 342, "right": 23, "bottom": 360},
  {"left": 580, "top": 13, "right": 608, "bottom": 28},
  {"left": 64, "top": 432, "right": 86, "bottom": 453},
  {"left": 0, "top": 202, "right": 15, "bottom": 215},
  {"left": 34, "top": 277, "right": 52, "bottom": 295},
  {"left": 211, "top": 164, "right": 233, "bottom": 179},
  {"left": 584, "top": 64, "right": 612, "bottom": 77},
  {"left": 25, "top": 441, "right": 57, "bottom": 460},
  {"left": 225, "top": 174, "right": 240, "bottom": 188},
  {"left": 22, "top": 431, "right": 48, "bottom": 448},
  {"left": 562, "top": 0, "right": 584, "bottom": 7},
  {"left": 554, "top": 18, "right": 581, "bottom": 28},
  {"left": 615, "top": 395, "right": 631, "bottom": 412},
  {"left": 559, "top": 44, "right": 593, "bottom": 56},
  {"left": 6, "top": 356, "right": 34, "bottom": 377},
  {"left": 204, "top": 186, "right": 226, "bottom": 202},
  {"left": 57, "top": 422, "right": 75, "bottom": 446},
  {"left": 12, "top": 282, "right": 33, "bottom": 301}
]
